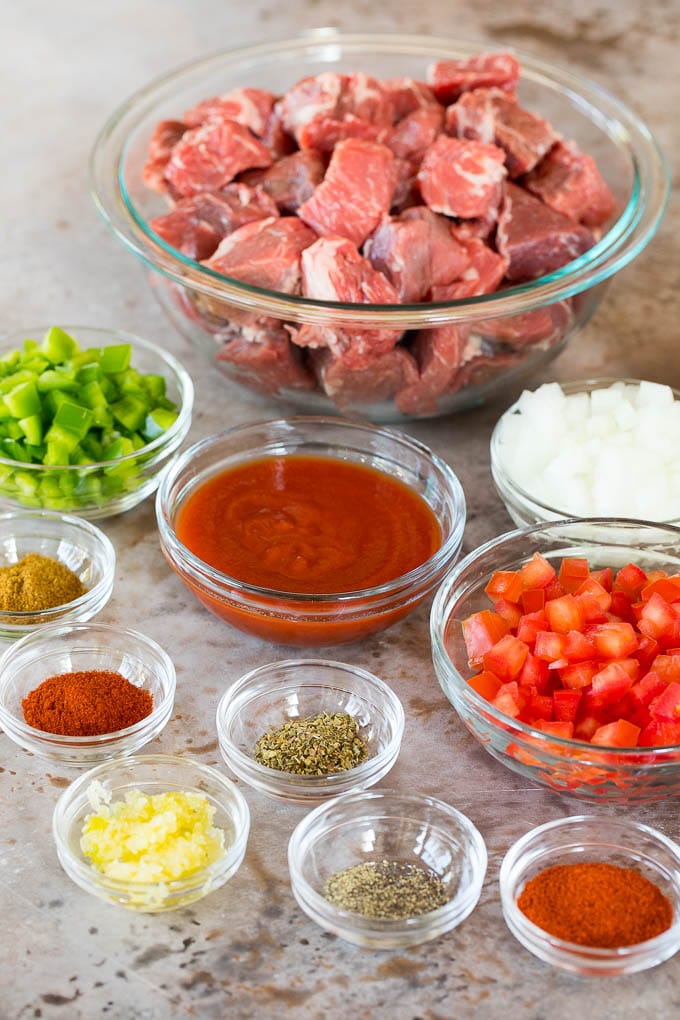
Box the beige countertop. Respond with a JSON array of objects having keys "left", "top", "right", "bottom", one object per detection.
[{"left": 1, "top": 2, "right": 678, "bottom": 1018}]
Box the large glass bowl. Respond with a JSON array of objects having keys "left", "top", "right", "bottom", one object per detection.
[
  {"left": 430, "top": 518, "right": 680, "bottom": 803},
  {"left": 90, "top": 32, "right": 669, "bottom": 423}
]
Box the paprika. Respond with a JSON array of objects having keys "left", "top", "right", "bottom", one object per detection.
[
  {"left": 22, "top": 669, "right": 153, "bottom": 736},
  {"left": 517, "top": 861, "right": 673, "bottom": 947}
]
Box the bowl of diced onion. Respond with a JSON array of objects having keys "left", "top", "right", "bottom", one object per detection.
[
  {"left": 490, "top": 378, "right": 680, "bottom": 528},
  {"left": 431, "top": 518, "right": 680, "bottom": 803},
  {"left": 0, "top": 326, "right": 194, "bottom": 518}
]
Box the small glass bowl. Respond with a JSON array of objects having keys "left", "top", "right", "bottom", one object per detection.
[
  {"left": 0, "top": 510, "right": 115, "bottom": 641},
  {"left": 0, "top": 622, "right": 176, "bottom": 766},
  {"left": 52, "top": 754, "right": 250, "bottom": 911},
  {"left": 431, "top": 518, "right": 680, "bottom": 803},
  {"left": 490, "top": 377, "right": 680, "bottom": 528},
  {"left": 216, "top": 658, "right": 405, "bottom": 803},
  {"left": 499, "top": 815, "right": 680, "bottom": 976},
  {"left": 0, "top": 326, "right": 194, "bottom": 519},
  {"left": 288, "top": 788, "right": 487, "bottom": 949},
  {"left": 156, "top": 417, "right": 466, "bottom": 646}
]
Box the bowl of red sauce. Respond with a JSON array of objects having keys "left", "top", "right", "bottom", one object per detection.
[{"left": 155, "top": 417, "right": 466, "bottom": 645}]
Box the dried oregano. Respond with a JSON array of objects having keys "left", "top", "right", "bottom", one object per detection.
[{"left": 253, "top": 711, "right": 368, "bottom": 775}]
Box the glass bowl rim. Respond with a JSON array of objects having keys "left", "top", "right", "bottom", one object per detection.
[
  {"left": 0, "top": 325, "right": 194, "bottom": 472},
  {"left": 156, "top": 415, "right": 467, "bottom": 604},
  {"left": 90, "top": 30, "right": 670, "bottom": 329},
  {"left": 215, "top": 657, "right": 405, "bottom": 790},
  {"left": 0, "top": 509, "right": 116, "bottom": 622},
  {"left": 430, "top": 515, "right": 680, "bottom": 755},
  {"left": 287, "top": 786, "right": 488, "bottom": 933},
  {"left": 499, "top": 813, "right": 680, "bottom": 960},
  {"left": 52, "top": 752, "right": 251, "bottom": 894},
  {"left": 0, "top": 620, "right": 176, "bottom": 745},
  {"left": 490, "top": 376, "right": 680, "bottom": 526}
]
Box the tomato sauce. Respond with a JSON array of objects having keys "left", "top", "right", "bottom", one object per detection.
[{"left": 176, "top": 455, "right": 442, "bottom": 595}]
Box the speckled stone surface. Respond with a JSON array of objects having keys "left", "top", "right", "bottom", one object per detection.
[{"left": 1, "top": 2, "right": 679, "bottom": 1018}]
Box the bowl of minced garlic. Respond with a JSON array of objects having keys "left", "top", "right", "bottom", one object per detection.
[
  {"left": 52, "top": 754, "right": 250, "bottom": 911},
  {"left": 0, "top": 510, "right": 115, "bottom": 638}
]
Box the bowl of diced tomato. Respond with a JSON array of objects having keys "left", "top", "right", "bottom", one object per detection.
[
  {"left": 90, "top": 32, "right": 668, "bottom": 422},
  {"left": 431, "top": 518, "right": 680, "bottom": 803}
]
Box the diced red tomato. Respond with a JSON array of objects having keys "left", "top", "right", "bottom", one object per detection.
[
  {"left": 558, "top": 557, "right": 590, "bottom": 593},
  {"left": 519, "top": 552, "right": 556, "bottom": 590},
  {"left": 516, "top": 610, "right": 546, "bottom": 646},
  {"left": 588, "top": 661, "right": 635, "bottom": 708},
  {"left": 534, "top": 630, "right": 566, "bottom": 662},
  {"left": 649, "top": 681, "right": 680, "bottom": 721},
  {"left": 535, "top": 720, "right": 574, "bottom": 739},
  {"left": 628, "top": 671, "right": 668, "bottom": 708},
  {"left": 484, "top": 569, "right": 524, "bottom": 604},
  {"left": 613, "top": 562, "right": 648, "bottom": 599},
  {"left": 560, "top": 661, "right": 598, "bottom": 690},
  {"left": 552, "top": 688, "right": 582, "bottom": 722},
  {"left": 544, "top": 579, "right": 566, "bottom": 601},
  {"left": 492, "top": 681, "right": 522, "bottom": 718},
  {"left": 575, "top": 577, "right": 612, "bottom": 612},
  {"left": 590, "top": 567, "right": 613, "bottom": 591},
  {"left": 573, "top": 713, "right": 604, "bottom": 742},
  {"left": 482, "top": 633, "right": 528, "bottom": 683},
  {"left": 517, "top": 652, "right": 550, "bottom": 692},
  {"left": 591, "top": 719, "right": 641, "bottom": 747},
  {"left": 641, "top": 575, "right": 680, "bottom": 603},
  {"left": 609, "top": 590, "right": 635, "bottom": 622},
  {"left": 638, "top": 720, "right": 680, "bottom": 747},
  {"left": 590, "top": 621, "right": 639, "bottom": 659},
  {"left": 545, "top": 594, "right": 586, "bottom": 634},
  {"left": 462, "top": 609, "right": 509, "bottom": 666},
  {"left": 521, "top": 588, "right": 545, "bottom": 613},
  {"left": 638, "top": 593, "right": 679, "bottom": 645},
  {"left": 563, "top": 630, "right": 596, "bottom": 662},
  {"left": 467, "top": 670, "right": 502, "bottom": 701},
  {"left": 493, "top": 599, "right": 522, "bottom": 628},
  {"left": 651, "top": 653, "right": 680, "bottom": 682},
  {"left": 634, "top": 635, "right": 661, "bottom": 673},
  {"left": 526, "top": 691, "right": 554, "bottom": 722}
]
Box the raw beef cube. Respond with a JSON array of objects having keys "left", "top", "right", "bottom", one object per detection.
[
  {"left": 396, "top": 325, "right": 467, "bottom": 415},
  {"left": 241, "top": 150, "right": 326, "bottom": 213},
  {"left": 400, "top": 206, "right": 470, "bottom": 287},
  {"left": 418, "top": 136, "right": 507, "bottom": 219},
  {"left": 477, "top": 301, "right": 572, "bottom": 349},
  {"left": 431, "top": 238, "right": 508, "bottom": 299},
  {"left": 312, "top": 346, "right": 419, "bottom": 407},
  {"left": 428, "top": 52, "right": 520, "bottom": 104},
  {"left": 280, "top": 72, "right": 394, "bottom": 151},
  {"left": 203, "top": 216, "right": 317, "bottom": 293},
  {"left": 150, "top": 184, "right": 279, "bottom": 260},
  {"left": 384, "top": 78, "right": 439, "bottom": 119},
  {"left": 261, "top": 99, "right": 297, "bottom": 159},
  {"left": 447, "top": 88, "right": 558, "bottom": 177},
  {"left": 294, "top": 236, "right": 402, "bottom": 367},
  {"left": 363, "top": 217, "right": 433, "bottom": 302},
  {"left": 143, "top": 120, "right": 189, "bottom": 193},
  {"left": 215, "top": 323, "right": 315, "bottom": 394},
  {"left": 165, "top": 119, "right": 272, "bottom": 198},
  {"left": 390, "top": 158, "right": 421, "bottom": 212},
  {"left": 448, "top": 344, "right": 521, "bottom": 394},
  {"left": 298, "top": 139, "right": 397, "bottom": 248},
  {"left": 384, "top": 105, "right": 444, "bottom": 164},
  {"left": 523, "top": 141, "right": 617, "bottom": 226},
  {"left": 496, "top": 182, "right": 594, "bottom": 281},
  {"left": 183, "top": 88, "right": 277, "bottom": 137}
]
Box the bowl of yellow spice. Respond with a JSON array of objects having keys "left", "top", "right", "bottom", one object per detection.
[
  {"left": 0, "top": 510, "right": 115, "bottom": 640},
  {"left": 216, "top": 659, "right": 405, "bottom": 804},
  {"left": 52, "top": 754, "right": 250, "bottom": 911}
]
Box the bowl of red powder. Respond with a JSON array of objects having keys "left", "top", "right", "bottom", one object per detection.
[
  {"left": 0, "top": 621, "right": 176, "bottom": 766},
  {"left": 156, "top": 417, "right": 466, "bottom": 646},
  {"left": 499, "top": 815, "right": 680, "bottom": 976}
]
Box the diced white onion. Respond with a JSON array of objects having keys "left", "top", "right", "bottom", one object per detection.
[{"left": 496, "top": 381, "right": 680, "bottom": 520}]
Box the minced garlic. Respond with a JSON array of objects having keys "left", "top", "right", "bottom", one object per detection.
[{"left": 80, "top": 787, "right": 226, "bottom": 884}]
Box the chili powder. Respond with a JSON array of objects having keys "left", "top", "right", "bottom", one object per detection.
[
  {"left": 517, "top": 861, "right": 673, "bottom": 947},
  {"left": 22, "top": 669, "right": 153, "bottom": 736}
]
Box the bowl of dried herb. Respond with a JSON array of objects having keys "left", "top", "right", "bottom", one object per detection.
[
  {"left": 215, "top": 659, "right": 405, "bottom": 803},
  {"left": 288, "top": 788, "right": 487, "bottom": 948},
  {"left": 0, "top": 510, "right": 115, "bottom": 640}
]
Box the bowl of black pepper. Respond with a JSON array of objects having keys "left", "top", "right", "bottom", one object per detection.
[
  {"left": 288, "top": 788, "right": 487, "bottom": 948},
  {"left": 215, "top": 659, "right": 405, "bottom": 803},
  {"left": 0, "top": 510, "right": 115, "bottom": 640}
]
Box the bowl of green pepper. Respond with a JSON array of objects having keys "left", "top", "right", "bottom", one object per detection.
[{"left": 0, "top": 326, "right": 194, "bottom": 518}]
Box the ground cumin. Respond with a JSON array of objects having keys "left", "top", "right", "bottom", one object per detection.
[
  {"left": 518, "top": 861, "right": 673, "bottom": 947},
  {"left": 22, "top": 669, "right": 153, "bottom": 736},
  {"left": 0, "top": 553, "right": 86, "bottom": 612}
]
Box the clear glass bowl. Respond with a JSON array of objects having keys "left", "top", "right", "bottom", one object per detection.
[
  {"left": 0, "top": 622, "right": 176, "bottom": 766},
  {"left": 431, "top": 518, "right": 680, "bottom": 803},
  {"left": 490, "top": 377, "right": 680, "bottom": 527},
  {"left": 52, "top": 754, "right": 250, "bottom": 911},
  {"left": 156, "top": 417, "right": 466, "bottom": 646},
  {"left": 499, "top": 815, "right": 680, "bottom": 975},
  {"left": 216, "top": 658, "right": 405, "bottom": 803},
  {"left": 90, "top": 31, "right": 669, "bottom": 423},
  {"left": 288, "top": 788, "right": 487, "bottom": 948},
  {"left": 0, "top": 326, "right": 194, "bottom": 518},
  {"left": 0, "top": 510, "right": 115, "bottom": 641}
]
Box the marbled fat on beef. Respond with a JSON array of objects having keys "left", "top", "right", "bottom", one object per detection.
[
  {"left": 215, "top": 324, "right": 315, "bottom": 394},
  {"left": 298, "top": 139, "right": 397, "bottom": 248},
  {"left": 523, "top": 141, "right": 616, "bottom": 226},
  {"left": 143, "top": 120, "right": 189, "bottom": 193},
  {"left": 183, "top": 88, "right": 277, "bottom": 137},
  {"left": 384, "top": 78, "right": 439, "bottom": 119},
  {"left": 496, "top": 182, "right": 594, "bottom": 281},
  {"left": 417, "top": 135, "right": 507, "bottom": 219},
  {"left": 164, "top": 119, "right": 272, "bottom": 197},
  {"left": 428, "top": 52, "right": 520, "bottom": 104},
  {"left": 203, "top": 216, "right": 316, "bottom": 293},
  {"left": 312, "top": 346, "right": 419, "bottom": 406},
  {"left": 280, "top": 72, "right": 394, "bottom": 151}
]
